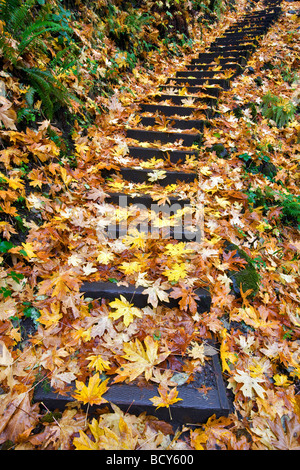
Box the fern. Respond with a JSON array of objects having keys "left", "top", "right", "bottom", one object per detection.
[
  {"left": 17, "top": 20, "right": 73, "bottom": 55},
  {"left": 0, "top": 0, "right": 78, "bottom": 119},
  {"left": 261, "top": 92, "right": 296, "bottom": 128},
  {"left": 24, "top": 67, "right": 72, "bottom": 119},
  {"left": 0, "top": 0, "right": 35, "bottom": 35}
]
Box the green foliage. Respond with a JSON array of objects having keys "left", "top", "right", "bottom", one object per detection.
[
  {"left": 247, "top": 186, "right": 300, "bottom": 229},
  {"left": 24, "top": 67, "right": 72, "bottom": 119},
  {"left": 238, "top": 153, "right": 277, "bottom": 180},
  {"left": 0, "top": 0, "right": 75, "bottom": 118},
  {"left": 261, "top": 92, "right": 296, "bottom": 128},
  {"left": 224, "top": 242, "right": 260, "bottom": 298}
]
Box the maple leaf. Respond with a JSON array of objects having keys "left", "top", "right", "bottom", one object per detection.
[
  {"left": 119, "top": 260, "right": 144, "bottom": 275},
  {"left": 169, "top": 283, "right": 200, "bottom": 314},
  {"left": 0, "top": 97, "right": 17, "bottom": 130},
  {"left": 38, "top": 304, "right": 62, "bottom": 329},
  {"left": 21, "top": 242, "right": 36, "bottom": 258},
  {"left": 72, "top": 373, "right": 109, "bottom": 406},
  {"left": 87, "top": 354, "right": 111, "bottom": 372},
  {"left": 268, "top": 415, "right": 300, "bottom": 450},
  {"left": 164, "top": 242, "right": 194, "bottom": 258},
  {"left": 181, "top": 97, "right": 195, "bottom": 107},
  {"left": 109, "top": 295, "right": 143, "bottom": 327},
  {"left": 0, "top": 395, "right": 38, "bottom": 447},
  {"left": 29, "top": 408, "right": 87, "bottom": 450},
  {"left": 38, "top": 268, "right": 81, "bottom": 300},
  {"left": 122, "top": 229, "right": 147, "bottom": 251},
  {"left": 114, "top": 335, "right": 170, "bottom": 382},
  {"left": 229, "top": 369, "right": 267, "bottom": 399},
  {"left": 142, "top": 278, "right": 170, "bottom": 308},
  {"left": 188, "top": 341, "right": 206, "bottom": 364},
  {"left": 96, "top": 249, "right": 115, "bottom": 265},
  {"left": 82, "top": 262, "right": 97, "bottom": 276},
  {"left": 162, "top": 262, "right": 188, "bottom": 283},
  {"left": 147, "top": 170, "right": 167, "bottom": 182},
  {"left": 0, "top": 298, "right": 17, "bottom": 321},
  {"left": 149, "top": 384, "right": 183, "bottom": 411},
  {"left": 73, "top": 416, "right": 138, "bottom": 450}
]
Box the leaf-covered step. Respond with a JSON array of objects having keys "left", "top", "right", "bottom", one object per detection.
[
  {"left": 193, "top": 51, "right": 250, "bottom": 63},
  {"left": 159, "top": 84, "right": 220, "bottom": 98},
  {"left": 207, "top": 44, "right": 256, "bottom": 53},
  {"left": 128, "top": 146, "right": 198, "bottom": 163},
  {"left": 227, "top": 25, "right": 272, "bottom": 32},
  {"left": 33, "top": 344, "right": 230, "bottom": 425},
  {"left": 165, "top": 77, "right": 230, "bottom": 90},
  {"left": 118, "top": 167, "right": 198, "bottom": 185},
  {"left": 220, "top": 30, "right": 266, "bottom": 38},
  {"left": 126, "top": 128, "right": 202, "bottom": 146},
  {"left": 152, "top": 92, "right": 217, "bottom": 106},
  {"left": 175, "top": 70, "right": 238, "bottom": 80},
  {"left": 185, "top": 62, "right": 243, "bottom": 72},
  {"left": 105, "top": 223, "right": 201, "bottom": 243},
  {"left": 80, "top": 281, "right": 211, "bottom": 311},
  {"left": 106, "top": 191, "right": 191, "bottom": 208},
  {"left": 138, "top": 116, "right": 206, "bottom": 131},
  {"left": 139, "top": 103, "right": 214, "bottom": 119},
  {"left": 213, "top": 38, "right": 259, "bottom": 47}
]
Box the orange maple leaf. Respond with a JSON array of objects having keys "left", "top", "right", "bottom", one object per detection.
[
  {"left": 72, "top": 373, "right": 109, "bottom": 406},
  {"left": 149, "top": 384, "right": 183, "bottom": 412}
]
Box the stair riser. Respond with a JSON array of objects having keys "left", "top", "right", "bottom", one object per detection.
[
  {"left": 185, "top": 63, "right": 243, "bottom": 71},
  {"left": 119, "top": 167, "right": 198, "bottom": 184},
  {"left": 165, "top": 78, "right": 230, "bottom": 89},
  {"left": 126, "top": 128, "right": 202, "bottom": 146},
  {"left": 159, "top": 85, "right": 220, "bottom": 97},
  {"left": 139, "top": 116, "right": 206, "bottom": 131},
  {"left": 153, "top": 93, "right": 217, "bottom": 106},
  {"left": 139, "top": 104, "right": 214, "bottom": 119},
  {"left": 128, "top": 147, "right": 198, "bottom": 163}
]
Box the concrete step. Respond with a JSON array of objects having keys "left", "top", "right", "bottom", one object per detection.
[
  {"left": 139, "top": 103, "right": 214, "bottom": 119},
  {"left": 126, "top": 128, "right": 202, "bottom": 146},
  {"left": 117, "top": 167, "right": 198, "bottom": 185}
]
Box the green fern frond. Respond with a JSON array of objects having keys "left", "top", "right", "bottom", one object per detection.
[
  {"left": 18, "top": 20, "right": 73, "bottom": 54},
  {"left": 261, "top": 92, "right": 296, "bottom": 128},
  {"left": 0, "top": 0, "right": 35, "bottom": 35}
]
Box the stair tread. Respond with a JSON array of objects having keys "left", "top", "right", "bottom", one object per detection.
[{"left": 33, "top": 338, "right": 230, "bottom": 424}]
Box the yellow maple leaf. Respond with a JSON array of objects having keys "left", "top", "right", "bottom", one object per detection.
[
  {"left": 114, "top": 335, "right": 170, "bottom": 382},
  {"left": 273, "top": 374, "right": 292, "bottom": 387},
  {"left": 38, "top": 303, "right": 62, "bottom": 328},
  {"left": 73, "top": 416, "right": 138, "bottom": 450},
  {"left": 162, "top": 262, "right": 188, "bottom": 283},
  {"left": 164, "top": 242, "right": 194, "bottom": 258},
  {"left": 87, "top": 355, "right": 111, "bottom": 373},
  {"left": 122, "top": 229, "right": 147, "bottom": 251},
  {"left": 119, "top": 260, "right": 144, "bottom": 275},
  {"left": 97, "top": 250, "right": 115, "bottom": 265},
  {"left": 72, "top": 373, "right": 109, "bottom": 406},
  {"left": 229, "top": 369, "right": 266, "bottom": 399},
  {"left": 21, "top": 242, "right": 36, "bottom": 258},
  {"left": 188, "top": 341, "right": 206, "bottom": 364},
  {"left": 109, "top": 295, "right": 143, "bottom": 327},
  {"left": 220, "top": 328, "right": 238, "bottom": 373}
]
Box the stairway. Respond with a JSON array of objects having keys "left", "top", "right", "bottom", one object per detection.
[{"left": 34, "top": 0, "right": 283, "bottom": 425}]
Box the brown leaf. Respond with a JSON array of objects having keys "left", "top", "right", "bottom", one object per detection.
[
  {"left": 268, "top": 415, "right": 300, "bottom": 450},
  {"left": 0, "top": 97, "right": 17, "bottom": 130},
  {"left": 0, "top": 392, "right": 40, "bottom": 444}
]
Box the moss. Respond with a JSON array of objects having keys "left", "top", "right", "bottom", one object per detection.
[{"left": 224, "top": 242, "right": 260, "bottom": 298}]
